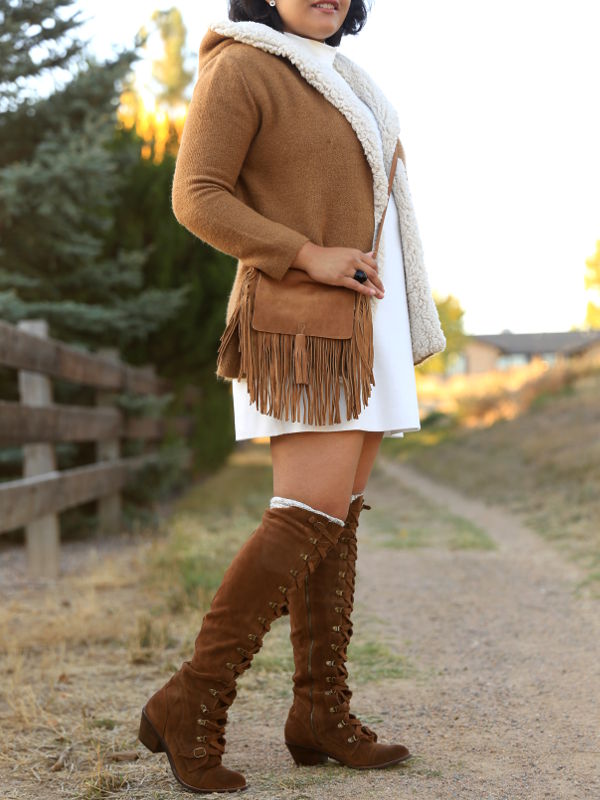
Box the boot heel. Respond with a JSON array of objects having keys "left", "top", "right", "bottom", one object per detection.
[
  {"left": 286, "top": 742, "right": 328, "bottom": 766},
  {"left": 138, "top": 709, "right": 164, "bottom": 753}
]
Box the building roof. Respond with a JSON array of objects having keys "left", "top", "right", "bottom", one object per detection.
[{"left": 468, "top": 329, "right": 600, "bottom": 356}]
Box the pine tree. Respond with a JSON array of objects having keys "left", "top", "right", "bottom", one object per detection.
[
  {"left": 108, "top": 8, "right": 237, "bottom": 466},
  {"left": 0, "top": 0, "right": 188, "bottom": 347}
]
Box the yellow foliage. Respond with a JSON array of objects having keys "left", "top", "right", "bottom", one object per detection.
[
  {"left": 118, "top": 88, "right": 187, "bottom": 163},
  {"left": 584, "top": 240, "right": 600, "bottom": 327}
]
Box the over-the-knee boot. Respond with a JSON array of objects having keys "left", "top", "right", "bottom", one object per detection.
[
  {"left": 284, "top": 494, "right": 411, "bottom": 768},
  {"left": 138, "top": 504, "right": 344, "bottom": 793}
]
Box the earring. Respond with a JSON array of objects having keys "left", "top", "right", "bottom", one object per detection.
[{"left": 269, "top": 0, "right": 276, "bottom": 6}]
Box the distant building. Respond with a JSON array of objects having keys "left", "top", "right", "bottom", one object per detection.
[{"left": 455, "top": 330, "right": 600, "bottom": 374}]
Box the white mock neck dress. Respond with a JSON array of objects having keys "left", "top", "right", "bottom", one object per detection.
[{"left": 231, "top": 30, "right": 421, "bottom": 440}]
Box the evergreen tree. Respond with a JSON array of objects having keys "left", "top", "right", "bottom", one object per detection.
[
  {"left": 110, "top": 125, "right": 237, "bottom": 469},
  {"left": 0, "top": 0, "right": 188, "bottom": 347},
  {"left": 106, "top": 6, "right": 237, "bottom": 468}
]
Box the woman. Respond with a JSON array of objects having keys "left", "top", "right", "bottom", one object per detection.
[{"left": 138, "top": 0, "right": 446, "bottom": 793}]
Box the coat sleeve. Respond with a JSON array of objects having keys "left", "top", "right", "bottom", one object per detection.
[{"left": 171, "top": 52, "right": 311, "bottom": 281}]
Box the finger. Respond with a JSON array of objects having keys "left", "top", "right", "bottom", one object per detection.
[
  {"left": 364, "top": 278, "right": 384, "bottom": 298},
  {"left": 362, "top": 250, "right": 379, "bottom": 270},
  {"left": 358, "top": 262, "right": 384, "bottom": 293},
  {"left": 340, "top": 276, "right": 377, "bottom": 296}
]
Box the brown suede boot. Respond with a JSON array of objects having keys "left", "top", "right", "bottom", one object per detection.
[
  {"left": 138, "top": 504, "right": 344, "bottom": 793},
  {"left": 284, "top": 494, "right": 411, "bottom": 769}
]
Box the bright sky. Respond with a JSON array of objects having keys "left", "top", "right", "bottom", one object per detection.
[{"left": 75, "top": 0, "right": 600, "bottom": 335}]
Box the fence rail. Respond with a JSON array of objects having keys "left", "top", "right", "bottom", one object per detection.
[{"left": 0, "top": 318, "right": 199, "bottom": 578}]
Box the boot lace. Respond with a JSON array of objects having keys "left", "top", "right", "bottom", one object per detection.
[
  {"left": 325, "top": 517, "right": 378, "bottom": 745},
  {"left": 192, "top": 684, "right": 237, "bottom": 764}
]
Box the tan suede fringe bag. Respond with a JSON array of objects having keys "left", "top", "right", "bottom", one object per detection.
[{"left": 217, "top": 138, "right": 401, "bottom": 427}]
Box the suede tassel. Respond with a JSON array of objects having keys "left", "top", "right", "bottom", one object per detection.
[
  {"left": 293, "top": 330, "right": 309, "bottom": 385},
  {"left": 216, "top": 267, "right": 375, "bottom": 426}
]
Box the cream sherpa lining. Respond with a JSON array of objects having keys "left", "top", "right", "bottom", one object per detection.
[{"left": 207, "top": 18, "right": 446, "bottom": 364}]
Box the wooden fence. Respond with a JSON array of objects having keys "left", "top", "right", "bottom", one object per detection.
[{"left": 0, "top": 318, "right": 198, "bottom": 579}]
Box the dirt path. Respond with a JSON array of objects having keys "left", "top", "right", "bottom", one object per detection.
[
  {"left": 347, "top": 458, "right": 600, "bottom": 799},
  {"left": 2, "top": 452, "right": 598, "bottom": 799},
  {"left": 198, "top": 457, "right": 600, "bottom": 800}
]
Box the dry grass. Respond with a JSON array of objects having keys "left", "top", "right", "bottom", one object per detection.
[
  {"left": 385, "top": 355, "right": 600, "bottom": 585},
  {"left": 415, "top": 349, "right": 600, "bottom": 428}
]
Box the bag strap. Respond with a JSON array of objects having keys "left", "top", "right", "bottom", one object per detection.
[{"left": 371, "top": 137, "right": 401, "bottom": 258}]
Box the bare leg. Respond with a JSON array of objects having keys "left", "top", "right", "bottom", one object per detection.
[
  {"left": 352, "top": 431, "right": 384, "bottom": 495},
  {"left": 270, "top": 430, "right": 367, "bottom": 521}
]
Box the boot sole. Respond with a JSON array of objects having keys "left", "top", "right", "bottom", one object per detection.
[
  {"left": 285, "top": 741, "right": 412, "bottom": 770},
  {"left": 138, "top": 707, "right": 247, "bottom": 793}
]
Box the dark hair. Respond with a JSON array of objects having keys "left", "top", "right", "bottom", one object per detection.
[{"left": 228, "top": 1, "right": 372, "bottom": 47}]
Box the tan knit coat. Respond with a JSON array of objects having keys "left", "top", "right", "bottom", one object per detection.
[{"left": 171, "top": 19, "right": 446, "bottom": 423}]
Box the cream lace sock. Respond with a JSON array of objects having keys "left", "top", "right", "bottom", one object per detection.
[{"left": 269, "top": 496, "right": 345, "bottom": 527}]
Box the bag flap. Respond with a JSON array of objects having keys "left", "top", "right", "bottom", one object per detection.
[{"left": 251, "top": 268, "right": 355, "bottom": 339}]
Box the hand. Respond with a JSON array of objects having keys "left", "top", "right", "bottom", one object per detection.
[{"left": 292, "top": 242, "right": 384, "bottom": 299}]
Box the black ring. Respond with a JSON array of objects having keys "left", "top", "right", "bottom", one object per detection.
[{"left": 353, "top": 269, "right": 368, "bottom": 284}]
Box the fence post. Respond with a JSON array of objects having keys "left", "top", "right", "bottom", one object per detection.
[
  {"left": 17, "top": 319, "right": 60, "bottom": 579},
  {"left": 95, "top": 347, "right": 121, "bottom": 535}
]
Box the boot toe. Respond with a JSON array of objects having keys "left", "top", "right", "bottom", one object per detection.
[
  {"left": 373, "top": 742, "right": 411, "bottom": 767},
  {"left": 191, "top": 764, "right": 247, "bottom": 792}
]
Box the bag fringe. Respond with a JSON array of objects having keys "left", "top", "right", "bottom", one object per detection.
[{"left": 217, "top": 268, "right": 375, "bottom": 426}]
